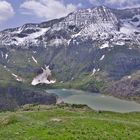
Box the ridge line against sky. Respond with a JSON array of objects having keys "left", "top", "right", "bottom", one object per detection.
[{"left": 0, "top": 0, "right": 140, "bottom": 30}]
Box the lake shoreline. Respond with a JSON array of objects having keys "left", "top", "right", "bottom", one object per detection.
[{"left": 46, "top": 89, "right": 140, "bottom": 113}]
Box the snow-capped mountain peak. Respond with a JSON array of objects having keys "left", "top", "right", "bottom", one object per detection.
[{"left": 0, "top": 6, "right": 140, "bottom": 48}]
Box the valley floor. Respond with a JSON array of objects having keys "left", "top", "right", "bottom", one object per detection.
[{"left": 0, "top": 104, "right": 140, "bottom": 140}]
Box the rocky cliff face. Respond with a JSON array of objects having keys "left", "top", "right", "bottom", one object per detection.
[{"left": 0, "top": 6, "right": 140, "bottom": 101}]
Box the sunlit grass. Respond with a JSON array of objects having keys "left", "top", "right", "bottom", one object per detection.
[{"left": 0, "top": 104, "right": 139, "bottom": 140}]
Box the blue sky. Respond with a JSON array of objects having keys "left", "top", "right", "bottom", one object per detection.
[{"left": 0, "top": 0, "right": 140, "bottom": 30}]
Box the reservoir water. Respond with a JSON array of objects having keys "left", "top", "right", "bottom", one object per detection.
[{"left": 47, "top": 89, "right": 140, "bottom": 113}]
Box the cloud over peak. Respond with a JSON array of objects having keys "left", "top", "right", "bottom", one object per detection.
[
  {"left": 20, "top": 0, "right": 80, "bottom": 20},
  {"left": 88, "top": 0, "right": 140, "bottom": 8}
]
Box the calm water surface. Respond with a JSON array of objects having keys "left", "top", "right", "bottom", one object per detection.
[{"left": 47, "top": 89, "right": 140, "bottom": 112}]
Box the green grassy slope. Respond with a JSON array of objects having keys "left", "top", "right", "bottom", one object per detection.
[{"left": 0, "top": 104, "right": 139, "bottom": 140}]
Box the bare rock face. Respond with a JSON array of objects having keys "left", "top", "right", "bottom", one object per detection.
[{"left": 105, "top": 72, "right": 140, "bottom": 102}]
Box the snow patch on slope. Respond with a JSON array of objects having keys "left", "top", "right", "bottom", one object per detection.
[
  {"left": 32, "top": 56, "right": 38, "bottom": 64},
  {"left": 100, "top": 55, "right": 105, "bottom": 60},
  {"left": 100, "top": 42, "right": 110, "bottom": 49},
  {"left": 49, "top": 38, "right": 67, "bottom": 46},
  {"left": 12, "top": 73, "right": 24, "bottom": 82},
  {"left": 91, "top": 68, "right": 96, "bottom": 76},
  {"left": 15, "top": 28, "right": 49, "bottom": 45},
  {"left": 31, "top": 66, "right": 56, "bottom": 86}
]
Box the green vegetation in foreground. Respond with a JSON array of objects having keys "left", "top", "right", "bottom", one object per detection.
[{"left": 0, "top": 104, "right": 140, "bottom": 140}]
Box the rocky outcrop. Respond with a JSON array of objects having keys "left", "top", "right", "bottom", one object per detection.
[{"left": 105, "top": 71, "right": 140, "bottom": 102}]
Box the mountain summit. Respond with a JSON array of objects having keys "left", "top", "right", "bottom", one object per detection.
[
  {"left": 0, "top": 6, "right": 139, "bottom": 47},
  {"left": 0, "top": 6, "right": 140, "bottom": 102}
]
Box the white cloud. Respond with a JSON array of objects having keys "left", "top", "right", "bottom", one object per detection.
[
  {"left": 88, "top": 0, "right": 100, "bottom": 6},
  {"left": 105, "top": 0, "right": 140, "bottom": 7},
  {"left": 0, "top": 1, "right": 15, "bottom": 23},
  {"left": 121, "top": 4, "right": 140, "bottom": 9},
  {"left": 20, "top": 0, "right": 79, "bottom": 20},
  {"left": 88, "top": 0, "right": 140, "bottom": 8}
]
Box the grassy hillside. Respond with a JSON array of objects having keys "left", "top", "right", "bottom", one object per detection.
[
  {"left": 47, "top": 73, "right": 105, "bottom": 92},
  {"left": 1, "top": 46, "right": 140, "bottom": 102},
  {"left": 0, "top": 104, "right": 139, "bottom": 140}
]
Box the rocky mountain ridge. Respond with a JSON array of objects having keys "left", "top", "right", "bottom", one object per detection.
[{"left": 0, "top": 6, "right": 140, "bottom": 48}]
